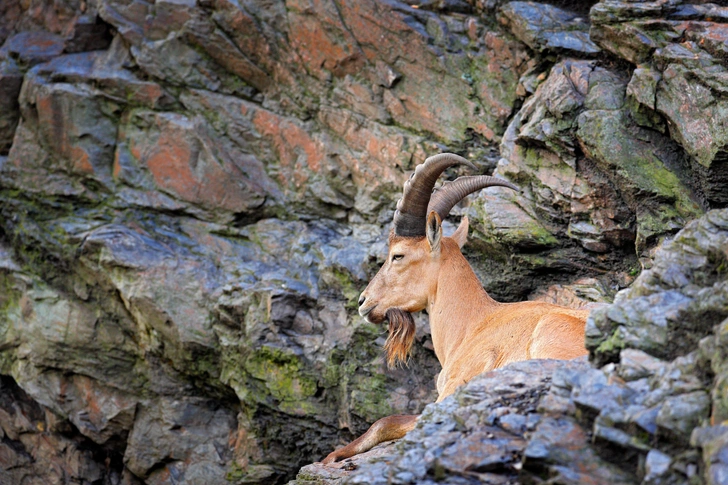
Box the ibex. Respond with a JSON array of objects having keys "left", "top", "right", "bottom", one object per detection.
[{"left": 323, "top": 153, "right": 588, "bottom": 464}]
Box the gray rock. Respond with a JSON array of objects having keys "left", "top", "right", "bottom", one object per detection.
[
  {"left": 3, "top": 0, "right": 728, "bottom": 483},
  {"left": 691, "top": 425, "right": 728, "bottom": 485},
  {"left": 293, "top": 359, "right": 625, "bottom": 485},
  {"left": 656, "top": 391, "right": 711, "bottom": 442},
  {"left": 64, "top": 14, "right": 113, "bottom": 53},
  {"left": 523, "top": 415, "right": 638, "bottom": 484},
  {"left": 18, "top": 371, "right": 138, "bottom": 445},
  {"left": 654, "top": 40, "right": 728, "bottom": 206},
  {"left": 124, "top": 397, "right": 236, "bottom": 485},
  {"left": 619, "top": 349, "right": 666, "bottom": 381},
  {"left": 0, "top": 31, "right": 65, "bottom": 66},
  {"left": 589, "top": 0, "right": 728, "bottom": 207},
  {"left": 590, "top": 209, "right": 728, "bottom": 365},
  {"left": 643, "top": 449, "right": 672, "bottom": 484},
  {"left": 0, "top": 242, "right": 19, "bottom": 272},
  {"left": 498, "top": 2, "right": 599, "bottom": 55}
]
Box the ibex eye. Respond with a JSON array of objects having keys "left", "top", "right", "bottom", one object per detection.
[{"left": 392, "top": 254, "right": 404, "bottom": 262}]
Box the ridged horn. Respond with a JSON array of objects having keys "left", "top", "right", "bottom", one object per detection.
[
  {"left": 393, "top": 153, "right": 476, "bottom": 237},
  {"left": 427, "top": 175, "right": 519, "bottom": 221}
]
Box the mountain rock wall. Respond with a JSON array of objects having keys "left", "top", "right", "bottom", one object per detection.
[
  {"left": 0, "top": 0, "right": 725, "bottom": 484},
  {"left": 296, "top": 207, "right": 728, "bottom": 485}
]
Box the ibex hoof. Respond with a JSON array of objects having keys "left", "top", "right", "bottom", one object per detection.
[
  {"left": 321, "top": 454, "right": 337, "bottom": 465},
  {"left": 322, "top": 450, "right": 344, "bottom": 465}
]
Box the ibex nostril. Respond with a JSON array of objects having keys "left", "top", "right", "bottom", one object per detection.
[{"left": 358, "top": 295, "right": 366, "bottom": 306}]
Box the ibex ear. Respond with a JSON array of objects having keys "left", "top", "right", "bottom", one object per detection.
[
  {"left": 426, "top": 211, "right": 442, "bottom": 253},
  {"left": 452, "top": 216, "right": 469, "bottom": 249}
]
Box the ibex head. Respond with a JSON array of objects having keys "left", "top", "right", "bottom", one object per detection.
[{"left": 358, "top": 153, "right": 518, "bottom": 366}]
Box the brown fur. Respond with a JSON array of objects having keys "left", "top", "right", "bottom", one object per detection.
[
  {"left": 384, "top": 309, "right": 416, "bottom": 368},
  {"left": 323, "top": 213, "right": 589, "bottom": 465},
  {"left": 321, "top": 415, "right": 418, "bottom": 465}
]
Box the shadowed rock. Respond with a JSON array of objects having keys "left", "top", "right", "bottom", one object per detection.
[{"left": 1, "top": 0, "right": 727, "bottom": 483}]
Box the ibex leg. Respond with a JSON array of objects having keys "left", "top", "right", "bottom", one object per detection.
[{"left": 322, "top": 414, "right": 419, "bottom": 464}]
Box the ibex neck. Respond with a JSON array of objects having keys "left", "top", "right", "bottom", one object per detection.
[{"left": 427, "top": 244, "right": 498, "bottom": 368}]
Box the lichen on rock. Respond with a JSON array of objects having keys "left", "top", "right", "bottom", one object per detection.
[{"left": 1, "top": 0, "right": 727, "bottom": 483}]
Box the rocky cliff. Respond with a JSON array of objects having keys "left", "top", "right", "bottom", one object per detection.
[
  {"left": 295, "top": 208, "right": 728, "bottom": 484},
  {"left": 0, "top": 0, "right": 726, "bottom": 484}
]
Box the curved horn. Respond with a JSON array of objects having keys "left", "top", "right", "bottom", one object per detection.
[
  {"left": 427, "top": 175, "right": 519, "bottom": 221},
  {"left": 393, "top": 153, "right": 477, "bottom": 237}
]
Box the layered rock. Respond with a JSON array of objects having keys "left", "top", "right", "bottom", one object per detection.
[
  {"left": 292, "top": 208, "right": 728, "bottom": 485},
  {"left": 591, "top": 0, "right": 728, "bottom": 207},
  {"left": 0, "top": 0, "right": 726, "bottom": 484}
]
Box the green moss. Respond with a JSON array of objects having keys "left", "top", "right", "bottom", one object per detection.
[
  {"left": 595, "top": 330, "right": 625, "bottom": 358},
  {"left": 220, "top": 344, "right": 251, "bottom": 404},
  {"left": 321, "top": 358, "right": 341, "bottom": 388},
  {"left": 530, "top": 227, "right": 560, "bottom": 248},
  {"left": 578, "top": 110, "right": 697, "bottom": 210},
  {"left": 290, "top": 471, "right": 329, "bottom": 484},
  {"left": 473, "top": 199, "right": 559, "bottom": 251},
  {"left": 0, "top": 272, "right": 19, "bottom": 317},
  {"left": 0, "top": 192, "right": 110, "bottom": 281},
  {"left": 0, "top": 332, "right": 17, "bottom": 376},
  {"left": 577, "top": 109, "right": 703, "bottom": 252},
  {"left": 711, "top": 375, "right": 728, "bottom": 423},
  {"left": 243, "top": 346, "right": 318, "bottom": 415},
  {"left": 626, "top": 96, "right": 665, "bottom": 133},
  {"left": 226, "top": 464, "right": 245, "bottom": 483},
  {"left": 628, "top": 264, "right": 641, "bottom": 277},
  {"left": 634, "top": 428, "right": 652, "bottom": 444},
  {"left": 521, "top": 146, "right": 576, "bottom": 182},
  {"left": 220, "top": 75, "right": 253, "bottom": 97},
  {"left": 225, "top": 462, "right": 277, "bottom": 484},
  {"left": 716, "top": 255, "right": 728, "bottom": 276},
  {"left": 184, "top": 348, "right": 222, "bottom": 384},
  {"left": 325, "top": 267, "right": 360, "bottom": 311},
  {"left": 430, "top": 460, "right": 447, "bottom": 481},
  {"left": 324, "top": 322, "right": 397, "bottom": 421},
  {"left": 515, "top": 253, "right": 551, "bottom": 268},
  {"left": 636, "top": 204, "right": 695, "bottom": 250},
  {"left": 0, "top": 268, "right": 25, "bottom": 374},
  {"left": 349, "top": 371, "right": 392, "bottom": 418}
]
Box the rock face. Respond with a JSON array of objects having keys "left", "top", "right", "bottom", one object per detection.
[
  {"left": 292, "top": 208, "right": 728, "bottom": 485},
  {"left": 0, "top": 0, "right": 725, "bottom": 484}
]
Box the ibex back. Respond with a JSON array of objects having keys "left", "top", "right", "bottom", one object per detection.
[{"left": 323, "top": 153, "right": 588, "bottom": 464}]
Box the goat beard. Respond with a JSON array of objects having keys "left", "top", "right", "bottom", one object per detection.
[{"left": 383, "top": 308, "right": 416, "bottom": 368}]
